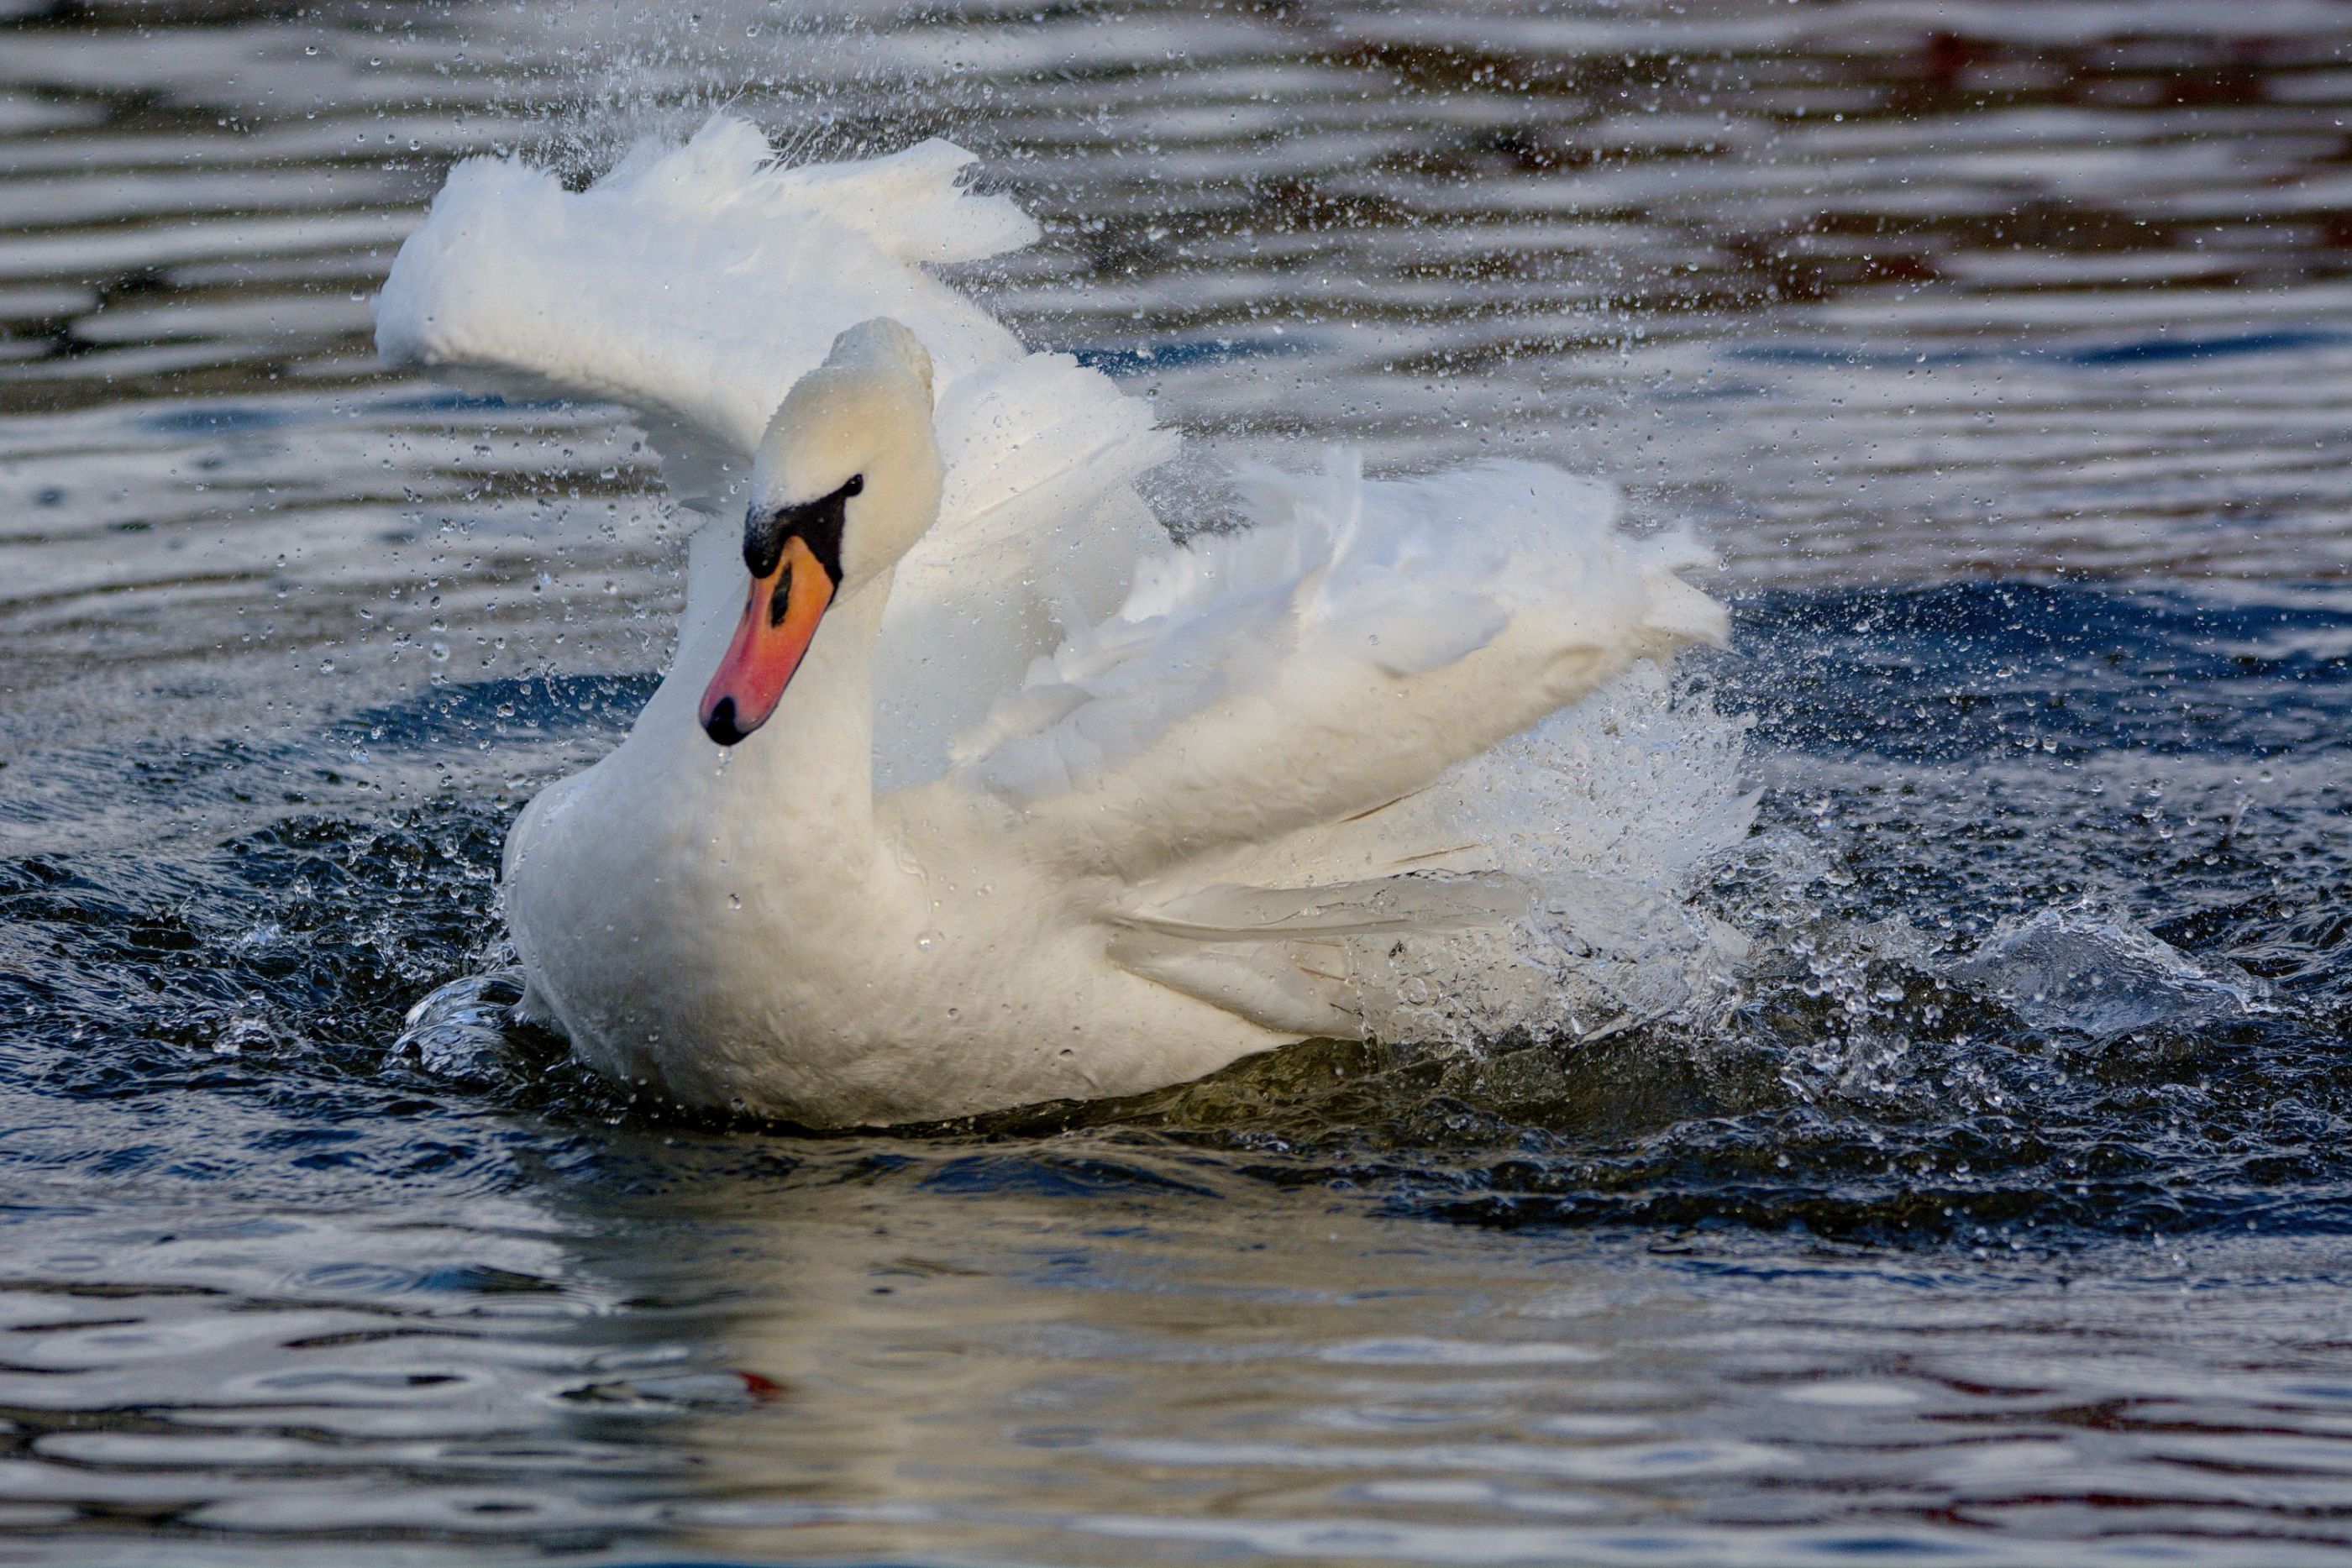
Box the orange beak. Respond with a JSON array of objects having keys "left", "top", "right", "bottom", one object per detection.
[{"left": 698, "top": 533, "right": 836, "bottom": 746}]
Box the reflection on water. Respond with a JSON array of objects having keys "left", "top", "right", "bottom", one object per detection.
[
  {"left": 9, "top": 1126, "right": 2352, "bottom": 1565},
  {"left": 3, "top": 0, "right": 2352, "bottom": 1563}
]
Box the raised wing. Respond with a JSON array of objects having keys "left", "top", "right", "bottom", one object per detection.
[
  {"left": 375, "top": 116, "right": 1035, "bottom": 514},
  {"left": 948, "top": 455, "right": 1729, "bottom": 879}
]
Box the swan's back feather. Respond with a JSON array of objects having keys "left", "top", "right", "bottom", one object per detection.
[{"left": 926, "top": 350, "right": 1178, "bottom": 622}]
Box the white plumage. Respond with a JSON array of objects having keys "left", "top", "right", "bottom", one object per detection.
[{"left": 375, "top": 115, "right": 1741, "bottom": 1127}]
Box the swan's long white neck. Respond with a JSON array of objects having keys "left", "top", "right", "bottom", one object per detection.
[
  {"left": 624, "top": 517, "right": 891, "bottom": 884},
  {"left": 601, "top": 315, "right": 946, "bottom": 907}
]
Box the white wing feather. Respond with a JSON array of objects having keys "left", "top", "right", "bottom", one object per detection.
[
  {"left": 374, "top": 118, "right": 1034, "bottom": 512},
  {"left": 951, "top": 455, "right": 1729, "bottom": 878}
]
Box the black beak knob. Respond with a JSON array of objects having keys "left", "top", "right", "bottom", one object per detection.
[{"left": 702, "top": 696, "right": 747, "bottom": 747}]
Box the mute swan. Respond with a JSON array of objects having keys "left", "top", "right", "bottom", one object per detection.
[{"left": 375, "top": 116, "right": 1732, "bottom": 1126}]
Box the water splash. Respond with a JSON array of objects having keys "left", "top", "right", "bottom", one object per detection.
[
  {"left": 1951, "top": 902, "right": 2275, "bottom": 1040},
  {"left": 392, "top": 963, "right": 531, "bottom": 1085},
  {"left": 1378, "top": 660, "right": 1759, "bottom": 1044}
]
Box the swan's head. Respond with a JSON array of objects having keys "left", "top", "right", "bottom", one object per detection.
[{"left": 701, "top": 318, "right": 944, "bottom": 746}]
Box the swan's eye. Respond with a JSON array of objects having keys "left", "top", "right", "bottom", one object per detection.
[{"left": 843, "top": 474, "right": 864, "bottom": 497}]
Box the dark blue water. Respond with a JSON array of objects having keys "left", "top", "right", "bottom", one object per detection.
[{"left": 6, "top": 584, "right": 2352, "bottom": 1565}]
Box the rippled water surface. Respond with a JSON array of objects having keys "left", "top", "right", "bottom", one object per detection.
[{"left": 5, "top": 1, "right": 2352, "bottom": 1563}]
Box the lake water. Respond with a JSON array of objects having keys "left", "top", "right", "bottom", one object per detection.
[{"left": 4, "top": 1, "right": 2352, "bottom": 1563}]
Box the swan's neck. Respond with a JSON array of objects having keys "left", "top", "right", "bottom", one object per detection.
[
  {"left": 731, "top": 580, "right": 887, "bottom": 842},
  {"left": 633, "top": 517, "right": 893, "bottom": 869}
]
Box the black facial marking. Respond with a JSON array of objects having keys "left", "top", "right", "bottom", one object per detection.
[{"left": 742, "top": 473, "right": 862, "bottom": 585}]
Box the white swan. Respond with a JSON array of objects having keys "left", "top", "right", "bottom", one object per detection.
[{"left": 375, "top": 116, "right": 1732, "bottom": 1127}]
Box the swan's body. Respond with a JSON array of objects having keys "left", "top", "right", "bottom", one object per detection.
[{"left": 376, "top": 117, "right": 1736, "bottom": 1126}]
